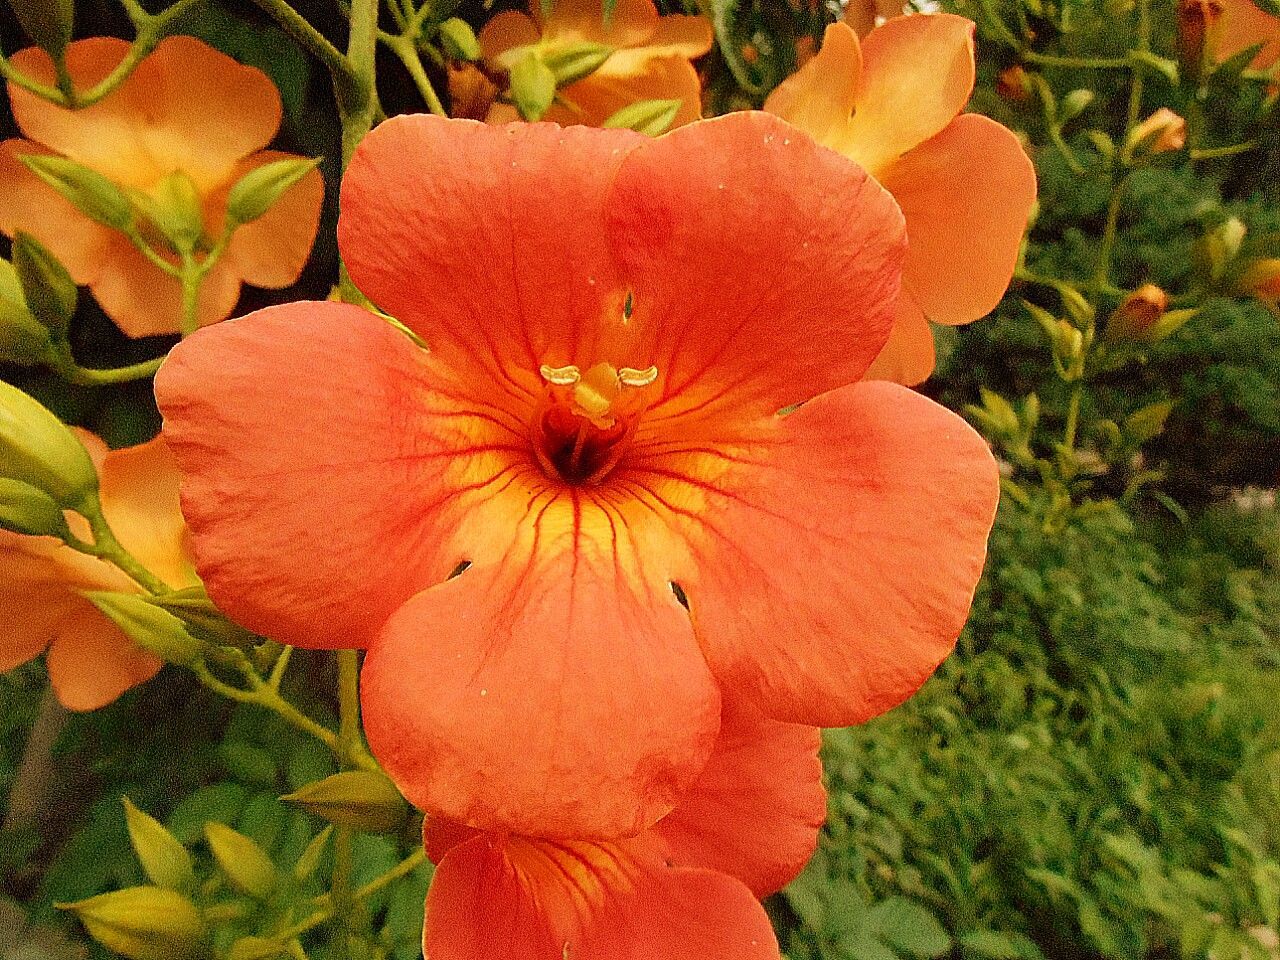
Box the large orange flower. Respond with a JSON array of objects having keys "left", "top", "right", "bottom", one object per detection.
[
  {"left": 766, "top": 16, "right": 1037, "bottom": 385},
  {"left": 0, "top": 36, "right": 324, "bottom": 337},
  {"left": 155, "top": 113, "right": 1000, "bottom": 840},
  {"left": 1219, "top": 0, "right": 1280, "bottom": 68},
  {"left": 0, "top": 434, "right": 195, "bottom": 710},
  {"left": 422, "top": 703, "right": 824, "bottom": 960},
  {"left": 480, "top": 0, "right": 712, "bottom": 127}
]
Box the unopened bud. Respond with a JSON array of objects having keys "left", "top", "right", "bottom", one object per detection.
[
  {"left": 131, "top": 172, "right": 205, "bottom": 254},
  {"left": 1178, "top": 0, "right": 1224, "bottom": 77},
  {"left": 1106, "top": 283, "right": 1169, "bottom": 341},
  {"left": 12, "top": 232, "right": 76, "bottom": 337},
  {"left": 122, "top": 797, "right": 196, "bottom": 891},
  {"left": 282, "top": 770, "right": 408, "bottom": 834},
  {"left": 1238, "top": 258, "right": 1280, "bottom": 307},
  {"left": 84, "top": 592, "right": 205, "bottom": 666},
  {"left": 1060, "top": 88, "right": 1095, "bottom": 122},
  {"left": 1196, "top": 217, "right": 1247, "bottom": 283},
  {"left": 204, "top": 823, "right": 277, "bottom": 899},
  {"left": 603, "top": 99, "right": 681, "bottom": 137},
  {"left": 438, "top": 17, "right": 481, "bottom": 61},
  {"left": 541, "top": 42, "right": 614, "bottom": 86},
  {"left": 59, "top": 887, "right": 204, "bottom": 960},
  {"left": 0, "top": 258, "right": 52, "bottom": 365},
  {"left": 10, "top": 0, "right": 73, "bottom": 60},
  {"left": 1145, "top": 307, "right": 1198, "bottom": 342},
  {"left": 226, "top": 157, "right": 321, "bottom": 227},
  {"left": 1059, "top": 286, "right": 1096, "bottom": 325},
  {"left": 21, "top": 155, "right": 133, "bottom": 231},
  {"left": 292, "top": 825, "right": 333, "bottom": 881},
  {"left": 0, "top": 477, "right": 69, "bottom": 538},
  {"left": 0, "top": 379, "right": 96, "bottom": 508},
  {"left": 1125, "top": 400, "right": 1174, "bottom": 443},
  {"left": 1127, "top": 108, "right": 1187, "bottom": 155},
  {"left": 447, "top": 62, "right": 499, "bottom": 120},
  {"left": 509, "top": 51, "right": 557, "bottom": 121},
  {"left": 997, "top": 65, "right": 1034, "bottom": 102}
]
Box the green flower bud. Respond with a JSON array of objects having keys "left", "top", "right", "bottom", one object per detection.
[
  {"left": 281, "top": 770, "right": 408, "bottom": 834},
  {"left": 292, "top": 825, "right": 333, "bottom": 881},
  {"left": 438, "top": 17, "right": 482, "bottom": 61},
  {"left": 603, "top": 99, "right": 681, "bottom": 137},
  {"left": 84, "top": 592, "right": 205, "bottom": 666},
  {"left": 9, "top": 0, "right": 73, "bottom": 59},
  {"left": 59, "top": 887, "right": 205, "bottom": 960},
  {"left": 227, "top": 936, "right": 289, "bottom": 960},
  {"left": 0, "top": 258, "right": 52, "bottom": 365},
  {"left": 21, "top": 155, "right": 134, "bottom": 232},
  {"left": 131, "top": 172, "right": 205, "bottom": 254},
  {"left": 226, "top": 158, "right": 321, "bottom": 227},
  {"left": 1059, "top": 88, "right": 1095, "bottom": 122},
  {"left": 541, "top": 41, "right": 614, "bottom": 86},
  {"left": 204, "top": 823, "right": 277, "bottom": 899},
  {"left": 0, "top": 477, "right": 70, "bottom": 538},
  {"left": 0, "top": 380, "right": 96, "bottom": 508},
  {"left": 509, "top": 51, "right": 557, "bottom": 121},
  {"left": 12, "top": 232, "right": 77, "bottom": 338},
  {"left": 1125, "top": 400, "right": 1174, "bottom": 444},
  {"left": 122, "top": 797, "right": 196, "bottom": 892}
]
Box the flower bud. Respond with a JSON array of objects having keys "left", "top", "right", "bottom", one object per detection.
[
  {"left": 509, "top": 51, "right": 557, "bottom": 121},
  {"left": 1125, "top": 400, "right": 1174, "bottom": 443},
  {"left": 84, "top": 592, "right": 206, "bottom": 666},
  {"left": 226, "top": 158, "right": 322, "bottom": 227},
  {"left": 1106, "top": 283, "right": 1169, "bottom": 341},
  {"left": 447, "top": 62, "right": 499, "bottom": 120},
  {"left": 292, "top": 825, "right": 333, "bottom": 881},
  {"left": 541, "top": 42, "right": 614, "bottom": 86},
  {"left": 0, "top": 379, "right": 97, "bottom": 508},
  {"left": 204, "top": 823, "right": 278, "bottom": 899},
  {"left": 438, "top": 17, "right": 481, "bottom": 62},
  {"left": 1237, "top": 257, "right": 1280, "bottom": 308},
  {"left": 0, "top": 258, "right": 52, "bottom": 365},
  {"left": 131, "top": 172, "right": 205, "bottom": 254},
  {"left": 12, "top": 232, "right": 76, "bottom": 338},
  {"left": 603, "top": 99, "right": 681, "bottom": 137},
  {"left": 1144, "top": 307, "right": 1199, "bottom": 342},
  {"left": 997, "top": 66, "right": 1033, "bottom": 102},
  {"left": 10, "top": 0, "right": 73, "bottom": 59},
  {"left": 0, "top": 477, "right": 70, "bottom": 538},
  {"left": 21, "top": 155, "right": 134, "bottom": 232},
  {"left": 59, "top": 887, "right": 205, "bottom": 960},
  {"left": 122, "top": 797, "right": 196, "bottom": 891},
  {"left": 1059, "top": 88, "right": 1095, "bottom": 122},
  {"left": 1127, "top": 108, "right": 1187, "bottom": 155},
  {"left": 1178, "top": 0, "right": 1224, "bottom": 77},
  {"left": 281, "top": 770, "right": 408, "bottom": 833}
]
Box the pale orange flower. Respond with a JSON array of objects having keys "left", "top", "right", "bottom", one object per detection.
[
  {"left": 480, "top": 0, "right": 712, "bottom": 127},
  {"left": 766, "top": 16, "right": 1037, "bottom": 385},
  {"left": 0, "top": 36, "right": 324, "bottom": 337},
  {"left": 1218, "top": 0, "right": 1280, "bottom": 68},
  {"left": 0, "top": 434, "right": 195, "bottom": 710}
]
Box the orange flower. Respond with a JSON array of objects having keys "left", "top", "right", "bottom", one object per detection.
[
  {"left": 155, "top": 113, "right": 1000, "bottom": 840},
  {"left": 1218, "top": 0, "right": 1280, "bottom": 68},
  {"left": 0, "top": 434, "right": 195, "bottom": 710},
  {"left": 765, "top": 16, "right": 1037, "bottom": 385},
  {"left": 0, "top": 36, "right": 324, "bottom": 337},
  {"left": 480, "top": 0, "right": 712, "bottom": 127},
  {"left": 422, "top": 704, "right": 825, "bottom": 960},
  {"left": 843, "top": 0, "right": 908, "bottom": 36}
]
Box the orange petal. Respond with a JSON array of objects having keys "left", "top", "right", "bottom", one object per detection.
[
  {"left": 653, "top": 701, "right": 824, "bottom": 897},
  {"left": 46, "top": 606, "right": 162, "bottom": 711},
  {"left": 557, "top": 56, "right": 704, "bottom": 127},
  {"left": 361, "top": 491, "right": 720, "bottom": 839},
  {"left": 606, "top": 111, "right": 904, "bottom": 420},
  {"left": 843, "top": 0, "right": 908, "bottom": 36},
  {"left": 155, "top": 301, "right": 535, "bottom": 650},
  {"left": 880, "top": 114, "right": 1036, "bottom": 326},
  {"left": 838, "top": 14, "right": 976, "bottom": 176},
  {"left": 641, "top": 13, "right": 714, "bottom": 58},
  {"left": 10, "top": 37, "right": 281, "bottom": 191},
  {"left": 90, "top": 234, "right": 242, "bottom": 337},
  {"left": 1219, "top": 0, "right": 1280, "bottom": 68},
  {"left": 861, "top": 295, "right": 937, "bottom": 385},
  {"left": 541, "top": 0, "right": 661, "bottom": 47},
  {"left": 0, "top": 138, "right": 113, "bottom": 281},
  {"left": 763, "top": 23, "right": 862, "bottom": 147},
  {"left": 425, "top": 834, "right": 780, "bottom": 960},
  {"left": 213, "top": 150, "right": 325, "bottom": 289},
  {"left": 98, "top": 437, "right": 195, "bottom": 589},
  {"left": 478, "top": 10, "right": 541, "bottom": 60},
  {"left": 644, "top": 380, "right": 999, "bottom": 727}
]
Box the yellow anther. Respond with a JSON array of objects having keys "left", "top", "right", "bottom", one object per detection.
[
  {"left": 540, "top": 364, "right": 581, "bottom": 386},
  {"left": 617, "top": 365, "right": 658, "bottom": 388},
  {"left": 572, "top": 363, "right": 621, "bottom": 421}
]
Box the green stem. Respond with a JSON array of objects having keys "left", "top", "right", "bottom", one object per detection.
[
  {"left": 1023, "top": 51, "right": 1132, "bottom": 70},
  {"left": 74, "top": 504, "right": 172, "bottom": 595},
  {"left": 1189, "top": 141, "right": 1259, "bottom": 160},
  {"left": 277, "top": 850, "right": 428, "bottom": 942},
  {"left": 178, "top": 252, "right": 201, "bottom": 337},
  {"left": 388, "top": 37, "right": 447, "bottom": 116},
  {"left": 1092, "top": 178, "right": 1128, "bottom": 293},
  {"left": 338, "top": 0, "right": 381, "bottom": 168},
  {"left": 48, "top": 348, "right": 164, "bottom": 386},
  {"left": 1063, "top": 382, "right": 1083, "bottom": 453},
  {"left": 249, "top": 0, "right": 361, "bottom": 99}
]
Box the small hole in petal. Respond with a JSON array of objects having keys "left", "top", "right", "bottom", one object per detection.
[
  {"left": 623, "top": 290, "right": 634, "bottom": 320},
  {"left": 446, "top": 560, "right": 472, "bottom": 580},
  {"left": 669, "top": 581, "right": 690, "bottom": 610}
]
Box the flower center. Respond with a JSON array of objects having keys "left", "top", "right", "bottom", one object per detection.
[{"left": 531, "top": 361, "right": 658, "bottom": 484}]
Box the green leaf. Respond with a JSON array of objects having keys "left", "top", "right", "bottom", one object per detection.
[
  {"left": 9, "top": 0, "right": 73, "bottom": 59},
  {"left": 959, "top": 930, "right": 1025, "bottom": 959},
  {"left": 122, "top": 798, "right": 196, "bottom": 892},
  {"left": 868, "top": 897, "right": 951, "bottom": 958}
]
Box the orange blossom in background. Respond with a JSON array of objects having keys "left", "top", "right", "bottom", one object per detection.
[
  {"left": 0, "top": 36, "right": 323, "bottom": 337},
  {"left": 155, "top": 112, "right": 1000, "bottom": 841},
  {"left": 766, "top": 15, "right": 1037, "bottom": 385}
]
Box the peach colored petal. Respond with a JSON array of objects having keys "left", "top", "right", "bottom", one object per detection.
[
  {"left": 0, "top": 138, "right": 113, "bottom": 281},
  {"left": 635, "top": 14, "right": 714, "bottom": 58},
  {"left": 1219, "top": 0, "right": 1280, "bottom": 67},
  {"left": 98, "top": 437, "right": 195, "bottom": 589},
  {"left": 882, "top": 114, "right": 1036, "bottom": 326},
  {"left": 91, "top": 234, "right": 243, "bottom": 338},
  {"left": 844, "top": 0, "right": 908, "bottom": 36},
  {"left": 541, "top": 0, "right": 661, "bottom": 48},
  {"left": 861, "top": 295, "right": 937, "bottom": 385},
  {"left": 46, "top": 606, "right": 162, "bottom": 711},
  {"left": 838, "top": 14, "right": 976, "bottom": 177},
  {"left": 478, "top": 10, "right": 542, "bottom": 61},
  {"left": 764, "top": 22, "right": 862, "bottom": 147},
  {"left": 556, "top": 56, "right": 704, "bottom": 127}
]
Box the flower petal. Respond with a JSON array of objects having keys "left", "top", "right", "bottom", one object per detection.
[
  {"left": 862, "top": 295, "right": 937, "bottom": 385},
  {"left": 155, "top": 302, "right": 530, "bottom": 649},
  {"left": 557, "top": 56, "right": 705, "bottom": 127},
  {"left": 644, "top": 380, "right": 999, "bottom": 726},
  {"left": 478, "top": 10, "right": 541, "bottom": 60},
  {"left": 98, "top": 438, "right": 195, "bottom": 589},
  {"left": 1220, "top": 0, "right": 1280, "bottom": 68},
  {"left": 541, "top": 0, "right": 661, "bottom": 47},
  {"left": 653, "top": 701, "right": 824, "bottom": 897},
  {"left": 361, "top": 490, "right": 720, "bottom": 839},
  {"left": 213, "top": 151, "right": 325, "bottom": 289},
  {"left": 606, "top": 111, "right": 905, "bottom": 420},
  {"left": 425, "top": 834, "right": 780, "bottom": 960},
  {"left": 881, "top": 114, "right": 1036, "bottom": 326},
  {"left": 838, "top": 14, "right": 976, "bottom": 177},
  {"left": 763, "top": 23, "right": 862, "bottom": 148},
  {"left": 0, "top": 138, "right": 113, "bottom": 281},
  {"left": 46, "top": 607, "right": 162, "bottom": 711}
]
